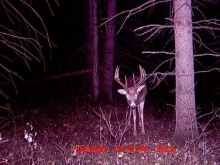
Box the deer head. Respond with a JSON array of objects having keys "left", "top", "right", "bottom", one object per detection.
[{"left": 114, "top": 65, "right": 147, "bottom": 110}]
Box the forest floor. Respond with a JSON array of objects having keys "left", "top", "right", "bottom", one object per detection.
[{"left": 0, "top": 100, "right": 220, "bottom": 165}]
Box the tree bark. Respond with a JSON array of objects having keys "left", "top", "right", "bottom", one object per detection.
[
  {"left": 102, "top": 0, "right": 116, "bottom": 102},
  {"left": 172, "top": 0, "right": 199, "bottom": 147},
  {"left": 88, "top": 0, "right": 99, "bottom": 102}
]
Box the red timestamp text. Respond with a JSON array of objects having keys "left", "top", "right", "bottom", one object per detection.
[
  {"left": 75, "top": 145, "right": 106, "bottom": 153},
  {"left": 75, "top": 145, "right": 175, "bottom": 153}
]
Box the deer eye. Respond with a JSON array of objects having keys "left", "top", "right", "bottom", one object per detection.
[{"left": 126, "top": 96, "right": 131, "bottom": 103}]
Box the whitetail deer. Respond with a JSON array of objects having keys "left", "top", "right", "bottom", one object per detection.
[{"left": 114, "top": 65, "right": 147, "bottom": 136}]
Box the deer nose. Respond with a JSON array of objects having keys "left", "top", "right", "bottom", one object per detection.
[{"left": 131, "top": 105, "right": 136, "bottom": 110}]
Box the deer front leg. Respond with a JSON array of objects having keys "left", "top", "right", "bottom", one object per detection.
[
  {"left": 138, "top": 101, "right": 145, "bottom": 135},
  {"left": 133, "top": 109, "right": 137, "bottom": 136},
  {"left": 127, "top": 106, "right": 132, "bottom": 126},
  {"left": 138, "top": 105, "right": 141, "bottom": 127}
]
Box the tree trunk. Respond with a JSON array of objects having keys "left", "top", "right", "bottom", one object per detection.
[
  {"left": 102, "top": 0, "right": 116, "bottom": 102},
  {"left": 172, "top": 0, "right": 199, "bottom": 147},
  {"left": 88, "top": 0, "right": 99, "bottom": 102}
]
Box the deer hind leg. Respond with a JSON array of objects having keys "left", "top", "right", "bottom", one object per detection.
[
  {"left": 132, "top": 109, "right": 137, "bottom": 136},
  {"left": 138, "top": 100, "right": 145, "bottom": 134}
]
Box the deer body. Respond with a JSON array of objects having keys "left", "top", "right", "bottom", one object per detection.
[{"left": 114, "top": 66, "right": 147, "bottom": 136}]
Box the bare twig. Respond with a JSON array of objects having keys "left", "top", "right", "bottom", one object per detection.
[
  {"left": 99, "top": 0, "right": 172, "bottom": 34},
  {"left": 93, "top": 107, "right": 131, "bottom": 146},
  {"left": 134, "top": 24, "right": 173, "bottom": 41},
  {"left": 195, "top": 68, "right": 220, "bottom": 74},
  {"left": 0, "top": 1, "right": 59, "bottom": 97},
  {"left": 142, "top": 51, "right": 175, "bottom": 55}
]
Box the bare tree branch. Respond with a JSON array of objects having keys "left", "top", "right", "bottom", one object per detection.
[
  {"left": 134, "top": 24, "right": 173, "bottom": 41},
  {"left": 193, "top": 32, "right": 218, "bottom": 54},
  {"left": 195, "top": 68, "right": 220, "bottom": 74},
  {"left": 194, "top": 19, "right": 220, "bottom": 32},
  {"left": 194, "top": 53, "right": 220, "bottom": 57},
  {"left": 99, "top": 0, "right": 172, "bottom": 34},
  {"left": 142, "top": 51, "right": 175, "bottom": 55},
  {"left": 0, "top": 1, "right": 59, "bottom": 98}
]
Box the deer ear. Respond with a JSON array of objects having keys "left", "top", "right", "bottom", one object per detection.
[
  {"left": 137, "top": 85, "right": 145, "bottom": 92},
  {"left": 117, "top": 89, "right": 127, "bottom": 95}
]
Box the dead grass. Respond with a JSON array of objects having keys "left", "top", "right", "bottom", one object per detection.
[{"left": 0, "top": 101, "right": 220, "bottom": 165}]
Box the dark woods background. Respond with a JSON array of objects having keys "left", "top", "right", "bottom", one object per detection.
[{"left": 1, "top": 0, "right": 220, "bottom": 112}]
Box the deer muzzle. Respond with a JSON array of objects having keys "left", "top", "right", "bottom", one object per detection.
[{"left": 130, "top": 101, "right": 137, "bottom": 110}]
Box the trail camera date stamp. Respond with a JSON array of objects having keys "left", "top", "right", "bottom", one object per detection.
[{"left": 75, "top": 145, "right": 175, "bottom": 153}]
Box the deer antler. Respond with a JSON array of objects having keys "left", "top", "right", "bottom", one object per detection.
[
  {"left": 135, "top": 65, "right": 147, "bottom": 88},
  {"left": 114, "top": 66, "right": 128, "bottom": 90}
]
